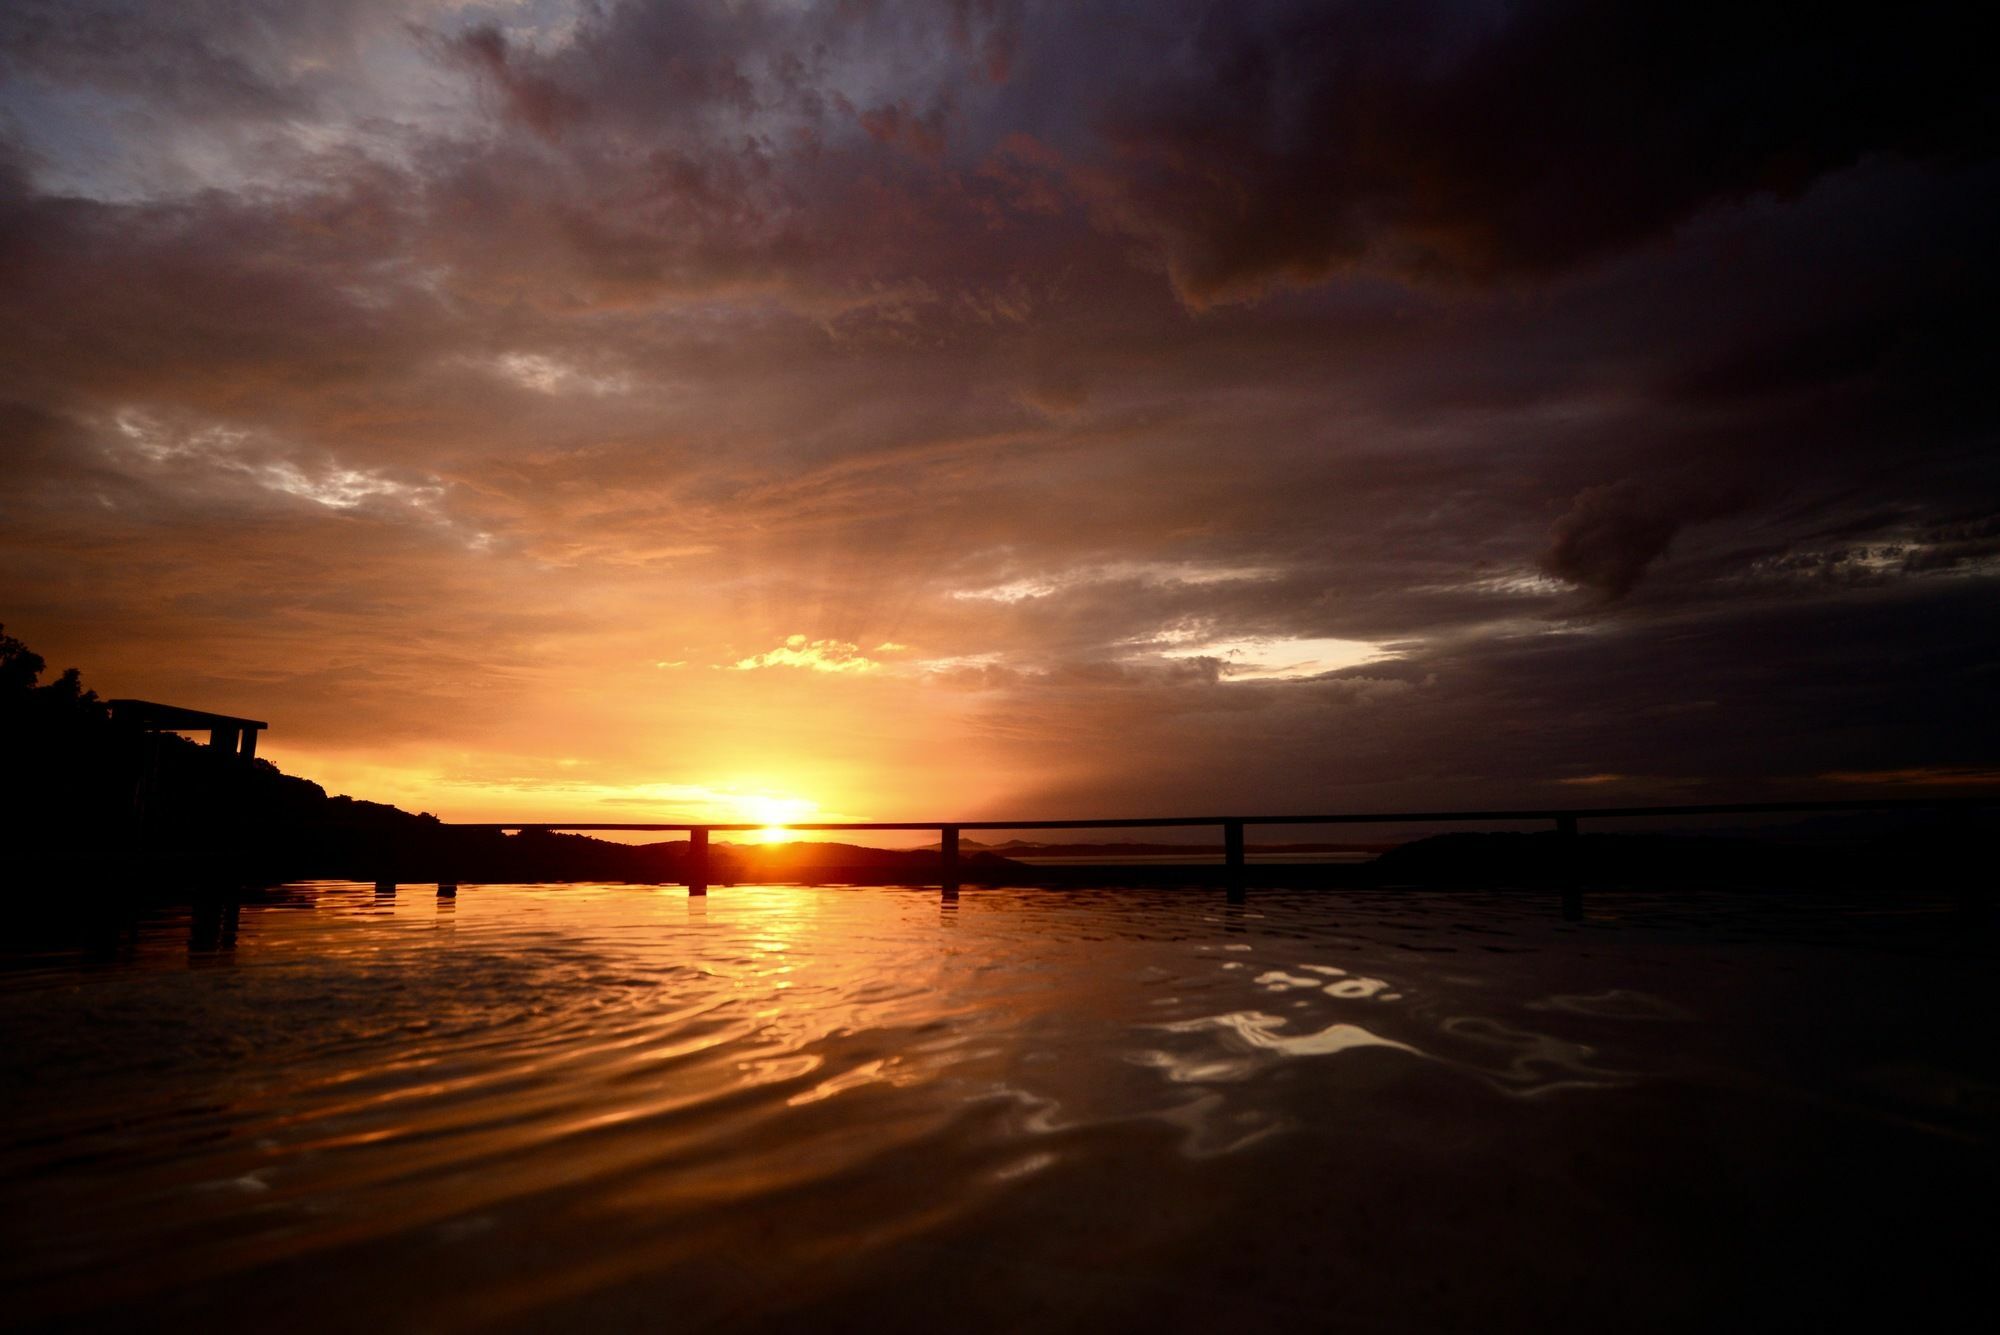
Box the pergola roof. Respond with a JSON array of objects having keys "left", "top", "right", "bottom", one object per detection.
[{"left": 109, "top": 699, "right": 268, "bottom": 732}]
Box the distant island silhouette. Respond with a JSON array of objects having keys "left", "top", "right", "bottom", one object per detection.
[{"left": 3, "top": 624, "right": 1986, "bottom": 900}]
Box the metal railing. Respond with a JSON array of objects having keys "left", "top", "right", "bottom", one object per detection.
[{"left": 441, "top": 795, "right": 1996, "bottom": 917}]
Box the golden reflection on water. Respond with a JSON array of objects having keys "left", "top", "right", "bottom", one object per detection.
[{"left": 0, "top": 881, "right": 1992, "bottom": 1332}]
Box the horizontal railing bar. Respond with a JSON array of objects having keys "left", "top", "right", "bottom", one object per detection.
[{"left": 445, "top": 795, "right": 1996, "bottom": 835}]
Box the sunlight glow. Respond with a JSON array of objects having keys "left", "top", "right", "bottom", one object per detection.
[
  {"left": 1163, "top": 634, "right": 1395, "bottom": 680},
  {"left": 742, "top": 793, "right": 817, "bottom": 843},
  {"left": 731, "top": 636, "right": 881, "bottom": 673}
]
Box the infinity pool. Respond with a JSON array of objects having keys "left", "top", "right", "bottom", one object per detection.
[{"left": 1, "top": 883, "right": 1991, "bottom": 1331}]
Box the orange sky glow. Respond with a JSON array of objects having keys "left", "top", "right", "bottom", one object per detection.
[{"left": 3, "top": 1, "right": 1994, "bottom": 826}]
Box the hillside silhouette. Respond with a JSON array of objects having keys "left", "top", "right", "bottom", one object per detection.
[
  {"left": 1, "top": 625, "right": 1036, "bottom": 890},
  {"left": 4, "top": 625, "right": 1986, "bottom": 898}
]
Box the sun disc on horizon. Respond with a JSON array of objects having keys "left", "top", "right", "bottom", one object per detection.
[{"left": 741, "top": 793, "right": 814, "bottom": 844}]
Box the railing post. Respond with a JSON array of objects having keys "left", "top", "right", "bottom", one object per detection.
[
  {"left": 941, "top": 826, "right": 959, "bottom": 898},
  {"left": 1557, "top": 814, "right": 1582, "bottom": 920},
  {"left": 1224, "top": 820, "right": 1245, "bottom": 899},
  {"left": 688, "top": 827, "right": 709, "bottom": 896}
]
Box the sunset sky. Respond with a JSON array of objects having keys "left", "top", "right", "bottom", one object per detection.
[{"left": 2, "top": 1, "right": 1994, "bottom": 826}]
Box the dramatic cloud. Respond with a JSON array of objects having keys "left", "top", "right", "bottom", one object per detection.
[
  {"left": 1539, "top": 482, "right": 1685, "bottom": 600},
  {"left": 1076, "top": 1, "right": 1991, "bottom": 302},
  {"left": 2, "top": 1, "right": 1994, "bottom": 822}
]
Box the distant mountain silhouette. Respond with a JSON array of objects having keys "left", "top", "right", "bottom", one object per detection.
[
  {"left": 954, "top": 838, "right": 1397, "bottom": 857},
  {"left": 5, "top": 624, "right": 1987, "bottom": 898},
  {"left": 0, "top": 625, "right": 1040, "bottom": 891}
]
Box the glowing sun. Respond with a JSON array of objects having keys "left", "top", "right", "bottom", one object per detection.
[{"left": 741, "top": 793, "right": 815, "bottom": 844}]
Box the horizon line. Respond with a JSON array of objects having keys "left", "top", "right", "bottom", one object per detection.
[{"left": 446, "top": 794, "right": 1999, "bottom": 834}]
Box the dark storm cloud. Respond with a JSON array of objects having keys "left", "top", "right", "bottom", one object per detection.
[
  {"left": 437, "top": 24, "right": 587, "bottom": 140},
  {"left": 2, "top": 0, "right": 1995, "bottom": 811},
  {"left": 1539, "top": 482, "right": 1690, "bottom": 601},
  {"left": 980, "top": 571, "right": 2000, "bottom": 816},
  {"left": 1073, "top": 0, "right": 1995, "bottom": 303}
]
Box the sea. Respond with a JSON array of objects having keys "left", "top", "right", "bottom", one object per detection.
[{"left": 1, "top": 881, "right": 1992, "bottom": 1332}]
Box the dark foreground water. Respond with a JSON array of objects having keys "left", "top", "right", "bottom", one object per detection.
[{"left": 1, "top": 882, "right": 1993, "bottom": 1333}]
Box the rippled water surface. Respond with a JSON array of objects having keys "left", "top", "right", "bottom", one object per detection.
[{"left": 2, "top": 882, "right": 1994, "bottom": 1332}]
